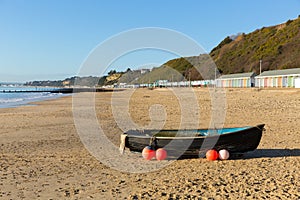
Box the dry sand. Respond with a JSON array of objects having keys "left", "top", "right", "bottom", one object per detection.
[{"left": 0, "top": 88, "right": 299, "bottom": 199}]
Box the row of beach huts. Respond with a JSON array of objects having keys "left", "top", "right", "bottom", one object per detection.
[
  {"left": 216, "top": 68, "right": 300, "bottom": 88},
  {"left": 114, "top": 68, "right": 300, "bottom": 88}
]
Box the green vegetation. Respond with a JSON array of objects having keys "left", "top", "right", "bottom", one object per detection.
[
  {"left": 148, "top": 55, "right": 216, "bottom": 81},
  {"left": 136, "top": 66, "right": 184, "bottom": 84},
  {"left": 211, "top": 36, "right": 233, "bottom": 52},
  {"left": 210, "top": 16, "right": 300, "bottom": 74}
]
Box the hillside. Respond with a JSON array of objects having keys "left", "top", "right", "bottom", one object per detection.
[
  {"left": 210, "top": 16, "right": 300, "bottom": 74},
  {"left": 134, "top": 54, "right": 217, "bottom": 83},
  {"left": 157, "top": 16, "right": 300, "bottom": 77}
]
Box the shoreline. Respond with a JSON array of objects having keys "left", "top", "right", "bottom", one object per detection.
[
  {"left": 0, "top": 87, "right": 126, "bottom": 109},
  {"left": 0, "top": 92, "right": 71, "bottom": 109}
]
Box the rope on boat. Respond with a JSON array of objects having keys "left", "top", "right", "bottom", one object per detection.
[
  {"left": 261, "top": 124, "right": 270, "bottom": 133},
  {"left": 119, "top": 134, "right": 127, "bottom": 154},
  {"left": 149, "top": 136, "right": 157, "bottom": 149},
  {"left": 255, "top": 124, "right": 266, "bottom": 132}
]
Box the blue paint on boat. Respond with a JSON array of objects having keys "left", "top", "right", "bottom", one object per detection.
[{"left": 198, "top": 126, "right": 251, "bottom": 136}]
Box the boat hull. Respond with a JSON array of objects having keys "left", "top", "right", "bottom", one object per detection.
[{"left": 122, "top": 124, "right": 265, "bottom": 158}]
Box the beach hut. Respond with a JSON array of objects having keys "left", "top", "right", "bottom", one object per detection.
[
  {"left": 255, "top": 68, "right": 300, "bottom": 88},
  {"left": 295, "top": 78, "right": 300, "bottom": 88},
  {"left": 216, "top": 72, "right": 256, "bottom": 88}
]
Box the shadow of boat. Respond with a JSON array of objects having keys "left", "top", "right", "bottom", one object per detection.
[
  {"left": 241, "top": 148, "right": 300, "bottom": 159},
  {"left": 172, "top": 148, "right": 300, "bottom": 160}
]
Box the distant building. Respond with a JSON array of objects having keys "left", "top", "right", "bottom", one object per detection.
[
  {"left": 295, "top": 78, "right": 300, "bottom": 88},
  {"left": 140, "top": 69, "right": 151, "bottom": 74},
  {"left": 216, "top": 72, "right": 256, "bottom": 88},
  {"left": 155, "top": 80, "right": 168, "bottom": 87},
  {"left": 132, "top": 69, "right": 151, "bottom": 74},
  {"left": 62, "top": 80, "right": 71, "bottom": 87},
  {"left": 191, "top": 80, "right": 215, "bottom": 87},
  {"left": 255, "top": 68, "right": 300, "bottom": 88}
]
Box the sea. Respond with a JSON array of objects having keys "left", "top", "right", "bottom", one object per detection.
[{"left": 0, "top": 84, "right": 68, "bottom": 108}]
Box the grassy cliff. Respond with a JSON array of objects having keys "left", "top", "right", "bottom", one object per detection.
[{"left": 210, "top": 16, "right": 300, "bottom": 74}]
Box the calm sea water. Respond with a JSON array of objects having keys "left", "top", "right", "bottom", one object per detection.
[{"left": 0, "top": 86, "right": 68, "bottom": 108}]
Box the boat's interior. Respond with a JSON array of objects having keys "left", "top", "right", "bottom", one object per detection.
[{"left": 152, "top": 126, "right": 251, "bottom": 137}]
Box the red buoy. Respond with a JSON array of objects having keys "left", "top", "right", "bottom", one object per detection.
[
  {"left": 142, "top": 146, "right": 155, "bottom": 160},
  {"left": 206, "top": 149, "right": 219, "bottom": 161},
  {"left": 156, "top": 148, "right": 167, "bottom": 161}
]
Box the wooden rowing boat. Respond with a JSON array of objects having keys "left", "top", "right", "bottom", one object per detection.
[{"left": 120, "top": 124, "right": 265, "bottom": 158}]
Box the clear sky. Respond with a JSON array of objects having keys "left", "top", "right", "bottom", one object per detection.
[{"left": 0, "top": 0, "right": 299, "bottom": 82}]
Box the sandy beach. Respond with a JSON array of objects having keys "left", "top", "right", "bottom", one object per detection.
[{"left": 0, "top": 88, "right": 299, "bottom": 199}]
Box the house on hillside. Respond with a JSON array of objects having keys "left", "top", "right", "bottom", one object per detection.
[
  {"left": 255, "top": 68, "right": 300, "bottom": 88},
  {"left": 216, "top": 72, "right": 256, "bottom": 88},
  {"left": 62, "top": 80, "right": 71, "bottom": 87}
]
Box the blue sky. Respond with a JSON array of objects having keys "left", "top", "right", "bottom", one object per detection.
[{"left": 0, "top": 0, "right": 299, "bottom": 82}]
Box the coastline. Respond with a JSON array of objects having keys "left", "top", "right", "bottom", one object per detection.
[
  {"left": 0, "top": 92, "right": 70, "bottom": 109},
  {"left": 0, "top": 88, "right": 299, "bottom": 199}
]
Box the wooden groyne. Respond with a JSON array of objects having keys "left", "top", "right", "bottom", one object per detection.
[{"left": 0, "top": 88, "right": 119, "bottom": 94}]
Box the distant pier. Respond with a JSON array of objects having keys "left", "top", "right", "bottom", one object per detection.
[{"left": 0, "top": 88, "right": 119, "bottom": 94}]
